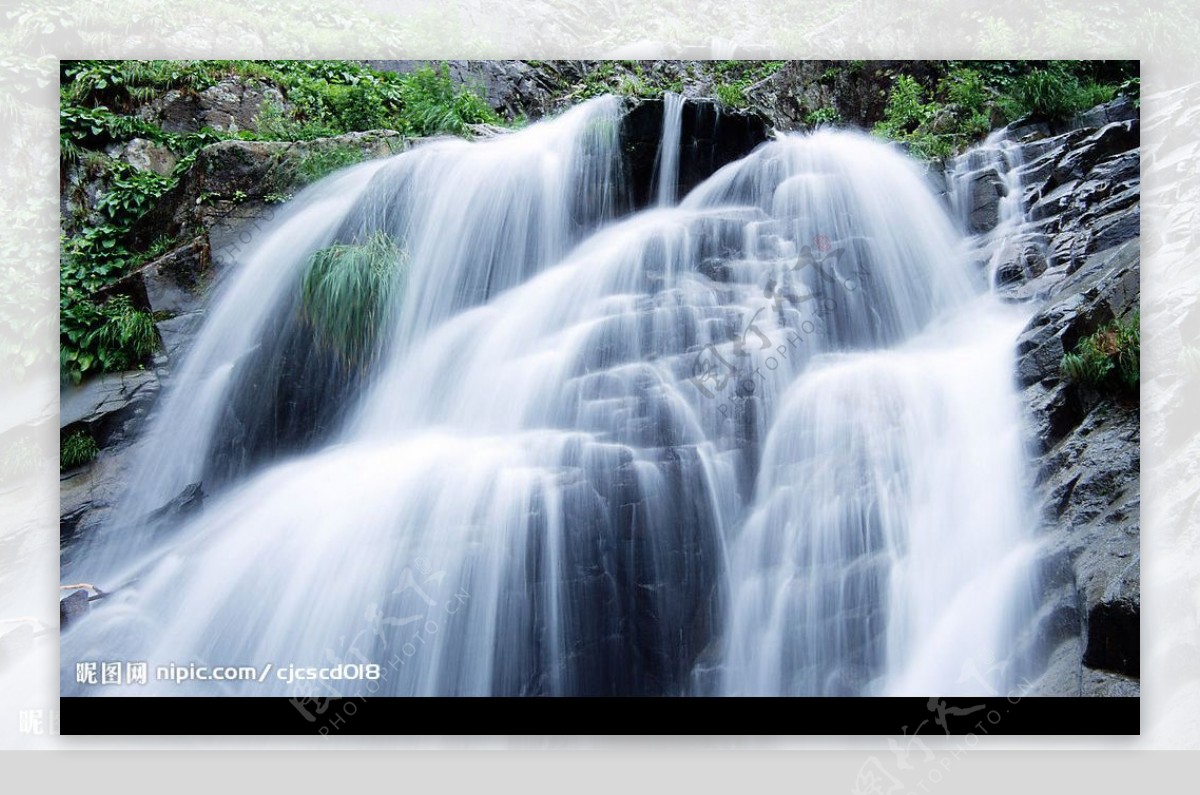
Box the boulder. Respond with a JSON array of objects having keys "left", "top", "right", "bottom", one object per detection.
[
  {"left": 60, "top": 369, "right": 159, "bottom": 445},
  {"left": 136, "top": 238, "right": 212, "bottom": 316},
  {"left": 59, "top": 589, "right": 91, "bottom": 628},
  {"left": 965, "top": 166, "right": 1006, "bottom": 233},
  {"left": 111, "top": 137, "right": 178, "bottom": 175},
  {"left": 138, "top": 77, "right": 285, "bottom": 134},
  {"left": 1073, "top": 95, "right": 1139, "bottom": 130}
]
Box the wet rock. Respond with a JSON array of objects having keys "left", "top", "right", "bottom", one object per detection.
[
  {"left": 60, "top": 369, "right": 159, "bottom": 447},
  {"left": 1011, "top": 105, "right": 1140, "bottom": 696},
  {"left": 993, "top": 234, "right": 1050, "bottom": 293},
  {"left": 1049, "top": 120, "right": 1139, "bottom": 191},
  {"left": 147, "top": 482, "right": 206, "bottom": 524},
  {"left": 60, "top": 434, "right": 143, "bottom": 556},
  {"left": 155, "top": 311, "right": 205, "bottom": 362},
  {"left": 136, "top": 238, "right": 212, "bottom": 316},
  {"left": 1073, "top": 95, "right": 1139, "bottom": 130},
  {"left": 59, "top": 589, "right": 91, "bottom": 628},
  {"left": 1031, "top": 637, "right": 1083, "bottom": 695},
  {"left": 619, "top": 98, "right": 770, "bottom": 210},
  {"left": 1082, "top": 668, "right": 1140, "bottom": 697},
  {"left": 965, "top": 166, "right": 1006, "bottom": 233}
]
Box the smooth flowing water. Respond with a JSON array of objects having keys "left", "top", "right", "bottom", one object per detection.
[{"left": 62, "top": 97, "right": 1041, "bottom": 697}]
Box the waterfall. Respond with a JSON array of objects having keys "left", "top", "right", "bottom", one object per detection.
[
  {"left": 654, "top": 92, "right": 684, "bottom": 206},
  {"left": 62, "top": 98, "right": 1042, "bottom": 698},
  {"left": 947, "top": 128, "right": 1044, "bottom": 291}
]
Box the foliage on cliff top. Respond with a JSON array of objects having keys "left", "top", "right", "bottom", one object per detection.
[{"left": 870, "top": 60, "right": 1137, "bottom": 160}]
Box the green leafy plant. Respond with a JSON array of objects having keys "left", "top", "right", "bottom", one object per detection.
[
  {"left": 61, "top": 294, "right": 159, "bottom": 383},
  {"left": 710, "top": 61, "right": 784, "bottom": 109},
  {"left": 870, "top": 62, "right": 1133, "bottom": 159},
  {"left": 1060, "top": 312, "right": 1140, "bottom": 392},
  {"left": 60, "top": 429, "right": 99, "bottom": 471},
  {"left": 715, "top": 83, "right": 747, "bottom": 109},
  {"left": 805, "top": 106, "right": 842, "bottom": 126},
  {"left": 301, "top": 231, "right": 407, "bottom": 366}
]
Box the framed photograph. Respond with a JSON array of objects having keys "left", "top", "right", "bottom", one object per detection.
[{"left": 56, "top": 59, "right": 1140, "bottom": 735}]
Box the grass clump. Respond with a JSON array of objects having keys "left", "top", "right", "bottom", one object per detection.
[
  {"left": 1060, "top": 312, "right": 1139, "bottom": 393},
  {"left": 301, "top": 231, "right": 407, "bottom": 366},
  {"left": 61, "top": 429, "right": 99, "bottom": 471},
  {"left": 1015, "top": 65, "right": 1115, "bottom": 122}
]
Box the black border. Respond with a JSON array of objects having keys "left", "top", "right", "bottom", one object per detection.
[{"left": 60, "top": 696, "right": 1139, "bottom": 735}]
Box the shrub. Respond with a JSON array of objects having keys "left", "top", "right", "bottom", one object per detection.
[
  {"left": 61, "top": 429, "right": 99, "bottom": 471},
  {"left": 715, "top": 83, "right": 747, "bottom": 109},
  {"left": 61, "top": 294, "right": 159, "bottom": 383},
  {"left": 1060, "top": 312, "right": 1139, "bottom": 392},
  {"left": 870, "top": 61, "right": 1133, "bottom": 159},
  {"left": 805, "top": 106, "right": 842, "bottom": 126},
  {"left": 1016, "top": 67, "right": 1084, "bottom": 121},
  {"left": 301, "top": 231, "right": 407, "bottom": 366}
]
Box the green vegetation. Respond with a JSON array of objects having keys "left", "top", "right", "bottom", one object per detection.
[
  {"left": 61, "top": 60, "right": 496, "bottom": 384},
  {"left": 1060, "top": 312, "right": 1140, "bottom": 393},
  {"left": 872, "top": 61, "right": 1137, "bottom": 160},
  {"left": 710, "top": 61, "right": 786, "bottom": 110},
  {"left": 1015, "top": 66, "right": 1115, "bottom": 122},
  {"left": 805, "top": 106, "right": 842, "bottom": 126},
  {"left": 60, "top": 429, "right": 99, "bottom": 471},
  {"left": 61, "top": 293, "right": 160, "bottom": 384},
  {"left": 572, "top": 61, "right": 683, "bottom": 100},
  {"left": 292, "top": 145, "right": 368, "bottom": 187},
  {"left": 301, "top": 231, "right": 407, "bottom": 367},
  {"left": 715, "top": 83, "right": 747, "bottom": 109}
]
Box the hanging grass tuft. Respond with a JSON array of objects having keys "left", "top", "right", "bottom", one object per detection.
[{"left": 300, "top": 231, "right": 407, "bottom": 367}]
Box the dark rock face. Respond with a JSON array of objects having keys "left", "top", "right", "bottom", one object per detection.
[
  {"left": 965, "top": 166, "right": 1006, "bottom": 234},
  {"left": 367, "top": 60, "right": 592, "bottom": 121},
  {"left": 59, "top": 589, "right": 91, "bottom": 628},
  {"left": 745, "top": 60, "right": 945, "bottom": 132},
  {"left": 619, "top": 99, "right": 770, "bottom": 209},
  {"left": 997, "top": 108, "right": 1140, "bottom": 695}
]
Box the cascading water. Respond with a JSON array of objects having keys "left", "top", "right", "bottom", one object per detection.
[
  {"left": 947, "top": 128, "right": 1047, "bottom": 292},
  {"left": 62, "top": 96, "right": 1043, "bottom": 697},
  {"left": 654, "top": 92, "right": 684, "bottom": 206}
]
